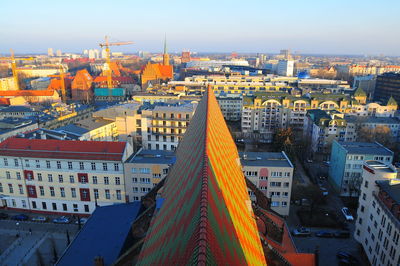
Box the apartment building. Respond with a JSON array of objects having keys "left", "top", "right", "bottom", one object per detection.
[
  {"left": 303, "top": 109, "right": 356, "bottom": 156},
  {"left": 354, "top": 161, "right": 400, "bottom": 266},
  {"left": 216, "top": 94, "right": 242, "bottom": 121},
  {"left": 124, "top": 149, "right": 175, "bottom": 202},
  {"left": 329, "top": 141, "right": 393, "bottom": 197},
  {"left": 0, "top": 138, "right": 133, "bottom": 215},
  {"left": 239, "top": 152, "right": 294, "bottom": 216}
]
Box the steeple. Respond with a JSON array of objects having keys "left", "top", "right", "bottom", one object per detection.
[
  {"left": 162, "top": 34, "right": 169, "bottom": 66},
  {"left": 387, "top": 96, "right": 398, "bottom": 107}
]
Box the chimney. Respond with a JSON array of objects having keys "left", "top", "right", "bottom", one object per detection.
[{"left": 93, "top": 256, "right": 104, "bottom": 266}]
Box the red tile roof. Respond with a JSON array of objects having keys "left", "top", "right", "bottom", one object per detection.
[
  {"left": 0, "top": 90, "right": 57, "bottom": 97},
  {"left": 0, "top": 138, "right": 126, "bottom": 161},
  {"left": 93, "top": 76, "right": 134, "bottom": 83},
  {"left": 0, "top": 98, "right": 10, "bottom": 105}
]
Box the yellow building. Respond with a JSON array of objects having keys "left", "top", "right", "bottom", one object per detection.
[{"left": 0, "top": 138, "right": 133, "bottom": 215}]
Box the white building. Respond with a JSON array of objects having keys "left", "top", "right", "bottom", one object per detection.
[
  {"left": 277, "top": 60, "right": 294, "bottom": 77},
  {"left": 354, "top": 161, "right": 400, "bottom": 266},
  {"left": 0, "top": 138, "right": 133, "bottom": 215},
  {"left": 240, "top": 152, "right": 294, "bottom": 216}
]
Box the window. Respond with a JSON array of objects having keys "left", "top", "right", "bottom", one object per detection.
[
  {"left": 14, "top": 159, "right": 19, "bottom": 166},
  {"left": 84, "top": 205, "right": 89, "bottom": 212},
  {"left": 0, "top": 183, "right": 2, "bottom": 193},
  {"left": 282, "top": 201, "right": 288, "bottom": 207},
  {"left": 92, "top": 176, "right": 98, "bottom": 184},
  {"left": 78, "top": 173, "right": 88, "bottom": 183},
  {"left": 32, "top": 201, "right": 37, "bottom": 209},
  {"left": 68, "top": 162, "right": 73, "bottom": 170},
  {"left": 79, "top": 162, "right": 84, "bottom": 170},
  {"left": 39, "top": 186, "right": 44, "bottom": 196},
  {"left": 140, "top": 168, "right": 150, "bottom": 174},
  {"left": 52, "top": 203, "right": 57, "bottom": 210},
  {"left": 132, "top": 177, "right": 138, "bottom": 183},
  {"left": 114, "top": 163, "right": 119, "bottom": 171},
  {"left": 359, "top": 218, "right": 363, "bottom": 225},
  {"left": 56, "top": 161, "right": 61, "bottom": 169},
  {"left": 271, "top": 201, "right": 279, "bottom": 207},
  {"left": 284, "top": 182, "right": 290, "bottom": 187},
  {"left": 42, "top": 202, "right": 47, "bottom": 210},
  {"left": 116, "top": 190, "right": 121, "bottom": 200},
  {"left": 48, "top": 174, "right": 53, "bottom": 182},
  {"left": 105, "top": 189, "right": 110, "bottom": 199},
  {"left": 60, "top": 187, "right": 65, "bottom": 197},
  {"left": 35, "top": 160, "right": 40, "bottom": 168},
  {"left": 18, "top": 185, "right": 23, "bottom": 194},
  {"left": 140, "top": 178, "right": 151, "bottom": 184},
  {"left": 8, "top": 184, "right": 13, "bottom": 193},
  {"left": 16, "top": 172, "right": 21, "bottom": 180},
  {"left": 104, "top": 177, "right": 109, "bottom": 185},
  {"left": 94, "top": 189, "right": 99, "bottom": 199},
  {"left": 50, "top": 187, "right": 55, "bottom": 197},
  {"left": 163, "top": 168, "right": 168, "bottom": 175},
  {"left": 365, "top": 181, "right": 369, "bottom": 188},
  {"left": 3, "top": 158, "right": 8, "bottom": 166},
  {"left": 91, "top": 162, "right": 96, "bottom": 170},
  {"left": 80, "top": 188, "right": 90, "bottom": 201},
  {"left": 37, "top": 173, "right": 42, "bottom": 181},
  {"left": 103, "top": 163, "right": 108, "bottom": 171},
  {"left": 71, "top": 188, "right": 76, "bottom": 198},
  {"left": 115, "top": 177, "right": 120, "bottom": 185},
  {"left": 46, "top": 161, "right": 50, "bottom": 168},
  {"left": 69, "top": 175, "right": 74, "bottom": 183},
  {"left": 58, "top": 175, "right": 63, "bottom": 183},
  {"left": 361, "top": 205, "right": 365, "bottom": 212},
  {"left": 73, "top": 204, "right": 78, "bottom": 212},
  {"left": 62, "top": 204, "right": 67, "bottom": 211},
  {"left": 133, "top": 187, "right": 139, "bottom": 193},
  {"left": 6, "top": 171, "right": 10, "bottom": 179}
]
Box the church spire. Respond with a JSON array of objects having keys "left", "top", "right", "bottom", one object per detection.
[{"left": 162, "top": 34, "right": 169, "bottom": 66}]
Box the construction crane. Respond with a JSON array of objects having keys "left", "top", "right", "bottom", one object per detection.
[
  {"left": 0, "top": 49, "right": 33, "bottom": 90},
  {"left": 99, "top": 36, "right": 133, "bottom": 98}
]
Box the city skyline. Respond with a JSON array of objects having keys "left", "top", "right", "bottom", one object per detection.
[{"left": 2, "top": 0, "right": 400, "bottom": 56}]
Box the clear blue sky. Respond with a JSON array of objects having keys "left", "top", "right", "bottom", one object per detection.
[{"left": 1, "top": 0, "right": 399, "bottom": 55}]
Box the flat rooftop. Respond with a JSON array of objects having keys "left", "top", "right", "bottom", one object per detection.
[
  {"left": 239, "top": 152, "right": 293, "bottom": 168},
  {"left": 126, "top": 149, "right": 176, "bottom": 165},
  {"left": 365, "top": 161, "right": 397, "bottom": 173},
  {"left": 338, "top": 142, "right": 393, "bottom": 156},
  {"left": 376, "top": 180, "right": 400, "bottom": 205}
]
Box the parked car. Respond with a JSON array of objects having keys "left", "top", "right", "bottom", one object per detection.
[
  {"left": 0, "top": 213, "right": 9, "bottom": 219},
  {"left": 336, "top": 251, "right": 358, "bottom": 264},
  {"left": 334, "top": 231, "right": 350, "bottom": 238},
  {"left": 315, "top": 231, "right": 334, "bottom": 238},
  {"left": 236, "top": 139, "right": 244, "bottom": 143},
  {"left": 292, "top": 227, "right": 311, "bottom": 237},
  {"left": 306, "top": 159, "right": 313, "bottom": 163},
  {"left": 12, "top": 214, "right": 29, "bottom": 221},
  {"left": 31, "top": 216, "right": 47, "bottom": 222},
  {"left": 320, "top": 187, "right": 329, "bottom": 196},
  {"left": 53, "top": 216, "right": 70, "bottom": 224},
  {"left": 341, "top": 207, "right": 354, "bottom": 221},
  {"left": 75, "top": 217, "right": 88, "bottom": 225}
]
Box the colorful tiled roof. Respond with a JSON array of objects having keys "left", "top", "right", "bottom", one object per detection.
[
  {"left": 0, "top": 138, "right": 126, "bottom": 161},
  {"left": 137, "top": 86, "right": 266, "bottom": 265}
]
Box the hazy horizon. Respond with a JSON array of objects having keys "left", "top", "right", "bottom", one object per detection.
[{"left": 2, "top": 0, "right": 400, "bottom": 56}]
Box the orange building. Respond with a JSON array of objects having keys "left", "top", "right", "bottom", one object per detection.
[
  {"left": 141, "top": 39, "right": 173, "bottom": 88},
  {"left": 71, "top": 69, "right": 93, "bottom": 102}
]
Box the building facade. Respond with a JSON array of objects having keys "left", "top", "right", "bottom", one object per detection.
[
  {"left": 354, "top": 161, "right": 400, "bottom": 266},
  {"left": 374, "top": 72, "right": 400, "bottom": 107},
  {"left": 0, "top": 138, "right": 133, "bottom": 215},
  {"left": 329, "top": 141, "right": 393, "bottom": 197},
  {"left": 123, "top": 149, "right": 175, "bottom": 202},
  {"left": 240, "top": 152, "right": 294, "bottom": 216}
]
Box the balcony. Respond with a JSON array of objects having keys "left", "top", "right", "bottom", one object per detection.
[{"left": 153, "top": 117, "right": 190, "bottom": 122}]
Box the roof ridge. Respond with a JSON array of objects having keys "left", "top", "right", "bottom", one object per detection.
[{"left": 197, "top": 86, "right": 211, "bottom": 264}]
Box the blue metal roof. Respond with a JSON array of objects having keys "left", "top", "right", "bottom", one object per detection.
[{"left": 57, "top": 202, "right": 142, "bottom": 266}]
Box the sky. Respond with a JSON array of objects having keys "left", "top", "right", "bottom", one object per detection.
[{"left": 1, "top": 0, "right": 400, "bottom": 56}]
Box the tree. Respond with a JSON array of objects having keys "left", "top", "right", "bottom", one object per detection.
[
  {"left": 273, "top": 128, "right": 294, "bottom": 153},
  {"left": 357, "top": 125, "right": 393, "bottom": 146},
  {"left": 292, "top": 184, "right": 324, "bottom": 218}
]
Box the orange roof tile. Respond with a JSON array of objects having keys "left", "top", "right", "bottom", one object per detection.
[{"left": 0, "top": 90, "right": 57, "bottom": 97}]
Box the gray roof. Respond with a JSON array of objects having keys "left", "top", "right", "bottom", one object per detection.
[
  {"left": 376, "top": 180, "right": 400, "bottom": 205},
  {"left": 239, "top": 152, "right": 293, "bottom": 168},
  {"left": 126, "top": 149, "right": 176, "bottom": 165},
  {"left": 345, "top": 116, "right": 400, "bottom": 125},
  {"left": 338, "top": 142, "right": 393, "bottom": 156},
  {"left": 57, "top": 202, "right": 141, "bottom": 266},
  {"left": 56, "top": 124, "right": 89, "bottom": 136},
  {"left": 0, "top": 106, "right": 36, "bottom": 113}
]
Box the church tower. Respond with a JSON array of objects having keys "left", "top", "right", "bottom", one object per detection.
[{"left": 162, "top": 35, "right": 169, "bottom": 66}]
